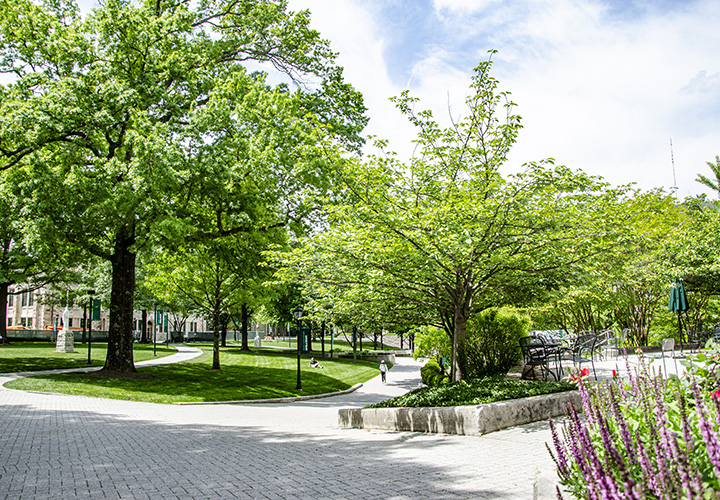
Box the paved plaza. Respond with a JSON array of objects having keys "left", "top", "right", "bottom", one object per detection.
[{"left": 0, "top": 345, "right": 683, "bottom": 500}]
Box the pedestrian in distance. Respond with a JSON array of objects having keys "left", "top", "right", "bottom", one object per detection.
[
  {"left": 309, "top": 357, "right": 324, "bottom": 369},
  {"left": 379, "top": 360, "right": 388, "bottom": 383}
]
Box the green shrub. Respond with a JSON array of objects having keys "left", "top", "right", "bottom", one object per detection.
[
  {"left": 412, "top": 325, "right": 450, "bottom": 363},
  {"left": 420, "top": 360, "right": 448, "bottom": 386},
  {"left": 459, "top": 307, "right": 529, "bottom": 379},
  {"left": 368, "top": 376, "right": 575, "bottom": 408}
]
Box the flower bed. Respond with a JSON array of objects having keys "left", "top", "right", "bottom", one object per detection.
[{"left": 550, "top": 345, "right": 720, "bottom": 499}]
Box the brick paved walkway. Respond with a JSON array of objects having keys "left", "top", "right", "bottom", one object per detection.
[{"left": 0, "top": 346, "right": 559, "bottom": 499}]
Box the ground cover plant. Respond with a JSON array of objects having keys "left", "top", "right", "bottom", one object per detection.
[
  {"left": 367, "top": 376, "right": 575, "bottom": 408},
  {"left": 5, "top": 348, "right": 380, "bottom": 404},
  {"left": 550, "top": 345, "right": 720, "bottom": 499},
  {"left": 0, "top": 342, "right": 175, "bottom": 373}
]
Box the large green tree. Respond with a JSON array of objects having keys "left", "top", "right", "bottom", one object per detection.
[
  {"left": 0, "top": 168, "right": 71, "bottom": 342},
  {"left": 531, "top": 189, "right": 679, "bottom": 346},
  {"left": 0, "top": 0, "right": 365, "bottom": 371},
  {"left": 145, "top": 229, "right": 275, "bottom": 369},
  {"left": 287, "top": 57, "right": 627, "bottom": 381}
]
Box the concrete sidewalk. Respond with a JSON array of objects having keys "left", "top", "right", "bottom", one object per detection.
[{"left": 0, "top": 352, "right": 562, "bottom": 499}]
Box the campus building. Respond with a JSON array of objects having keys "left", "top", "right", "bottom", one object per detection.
[{"left": 4, "top": 285, "right": 209, "bottom": 341}]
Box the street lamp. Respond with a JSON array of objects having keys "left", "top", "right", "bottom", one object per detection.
[
  {"left": 152, "top": 302, "right": 157, "bottom": 357},
  {"left": 293, "top": 306, "right": 303, "bottom": 391}
]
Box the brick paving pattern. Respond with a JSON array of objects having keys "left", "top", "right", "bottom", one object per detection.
[{"left": 0, "top": 346, "right": 560, "bottom": 499}]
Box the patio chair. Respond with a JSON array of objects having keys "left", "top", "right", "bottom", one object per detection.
[
  {"left": 660, "top": 338, "right": 678, "bottom": 375},
  {"left": 567, "top": 333, "right": 598, "bottom": 380},
  {"left": 614, "top": 328, "right": 629, "bottom": 358},
  {"left": 519, "top": 336, "right": 558, "bottom": 381},
  {"left": 595, "top": 329, "right": 615, "bottom": 360}
]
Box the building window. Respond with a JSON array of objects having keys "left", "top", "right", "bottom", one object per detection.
[
  {"left": 7, "top": 291, "right": 12, "bottom": 307},
  {"left": 28, "top": 291, "right": 33, "bottom": 307},
  {"left": 27, "top": 318, "right": 32, "bottom": 328},
  {"left": 69, "top": 318, "right": 73, "bottom": 327},
  {"left": 6, "top": 318, "right": 11, "bottom": 327},
  {"left": 21, "top": 293, "right": 27, "bottom": 307}
]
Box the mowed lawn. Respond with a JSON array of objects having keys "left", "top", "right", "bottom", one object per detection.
[
  {"left": 4, "top": 347, "right": 382, "bottom": 404},
  {"left": 0, "top": 342, "right": 176, "bottom": 373}
]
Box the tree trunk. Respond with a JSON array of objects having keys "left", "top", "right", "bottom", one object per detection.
[
  {"left": 212, "top": 303, "right": 221, "bottom": 370},
  {"left": 321, "top": 321, "right": 326, "bottom": 357},
  {"left": 0, "top": 283, "right": 9, "bottom": 344},
  {"left": 220, "top": 320, "right": 227, "bottom": 347},
  {"left": 241, "top": 304, "right": 250, "bottom": 351},
  {"left": 352, "top": 326, "right": 357, "bottom": 363},
  {"left": 451, "top": 302, "right": 469, "bottom": 382},
  {"left": 141, "top": 309, "right": 147, "bottom": 343},
  {"left": 307, "top": 321, "right": 312, "bottom": 352},
  {"left": 82, "top": 304, "right": 87, "bottom": 343},
  {"left": 211, "top": 269, "right": 222, "bottom": 370},
  {"left": 103, "top": 226, "right": 137, "bottom": 373}
]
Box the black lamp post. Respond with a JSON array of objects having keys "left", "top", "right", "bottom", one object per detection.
[
  {"left": 152, "top": 302, "right": 157, "bottom": 356},
  {"left": 294, "top": 306, "right": 303, "bottom": 391}
]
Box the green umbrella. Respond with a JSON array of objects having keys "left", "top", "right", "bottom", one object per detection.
[{"left": 668, "top": 280, "right": 689, "bottom": 344}]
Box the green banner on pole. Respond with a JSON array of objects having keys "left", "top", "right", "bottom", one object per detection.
[
  {"left": 91, "top": 299, "right": 101, "bottom": 321},
  {"left": 157, "top": 309, "right": 164, "bottom": 325},
  {"left": 301, "top": 327, "right": 311, "bottom": 353}
]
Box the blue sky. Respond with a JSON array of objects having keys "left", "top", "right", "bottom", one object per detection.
[
  {"left": 287, "top": 0, "right": 720, "bottom": 198},
  {"left": 71, "top": 0, "right": 720, "bottom": 198}
]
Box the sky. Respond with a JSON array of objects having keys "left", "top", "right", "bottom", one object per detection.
[
  {"left": 71, "top": 0, "right": 720, "bottom": 198},
  {"left": 282, "top": 0, "right": 720, "bottom": 198}
]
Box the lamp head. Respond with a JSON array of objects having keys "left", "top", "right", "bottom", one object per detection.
[{"left": 293, "top": 306, "right": 303, "bottom": 320}]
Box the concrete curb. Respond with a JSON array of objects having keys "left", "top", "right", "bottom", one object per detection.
[
  {"left": 337, "top": 390, "right": 581, "bottom": 436},
  {"left": 173, "top": 383, "right": 364, "bottom": 405}
]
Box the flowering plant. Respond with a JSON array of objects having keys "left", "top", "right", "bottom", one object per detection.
[
  {"left": 550, "top": 355, "right": 720, "bottom": 499},
  {"left": 564, "top": 367, "right": 591, "bottom": 383}
]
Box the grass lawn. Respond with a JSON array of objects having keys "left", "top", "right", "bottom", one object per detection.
[
  {"left": 0, "top": 342, "right": 176, "bottom": 373},
  {"left": 5, "top": 348, "right": 381, "bottom": 404}
]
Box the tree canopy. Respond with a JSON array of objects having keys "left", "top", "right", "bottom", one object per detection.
[
  {"left": 0, "top": 0, "right": 366, "bottom": 371},
  {"left": 283, "top": 56, "right": 631, "bottom": 380}
]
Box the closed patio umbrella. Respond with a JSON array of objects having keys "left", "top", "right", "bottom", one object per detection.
[{"left": 668, "top": 280, "right": 689, "bottom": 345}]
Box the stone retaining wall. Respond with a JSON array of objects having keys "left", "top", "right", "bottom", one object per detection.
[{"left": 338, "top": 390, "right": 581, "bottom": 436}]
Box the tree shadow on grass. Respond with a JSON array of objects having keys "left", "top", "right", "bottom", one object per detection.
[{"left": 10, "top": 362, "right": 373, "bottom": 403}]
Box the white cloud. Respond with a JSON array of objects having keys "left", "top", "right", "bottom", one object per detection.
[
  {"left": 432, "top": 0, "right": 501, "bottom": 14},
  {"left": 682, "top": 70, "right": 720, "bottom": 96},
  {"left": 397, "top": 0, "right": 720, "bottom": 196},
  {"left": 71, "top": 0, "right": 720, "bottom": 197}
]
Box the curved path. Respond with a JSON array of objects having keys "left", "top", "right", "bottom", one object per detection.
[{"left": 0, "top": 346, "right": 557, "bottom": 499}]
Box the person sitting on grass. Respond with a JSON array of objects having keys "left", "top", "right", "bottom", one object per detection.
[{"left": 309, "top": 357, "right": 324, "bottom": 369}]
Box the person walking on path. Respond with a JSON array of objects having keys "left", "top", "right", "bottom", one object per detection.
[{"left": 379, "top": 360, "right": 388, "bottom": 383}]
